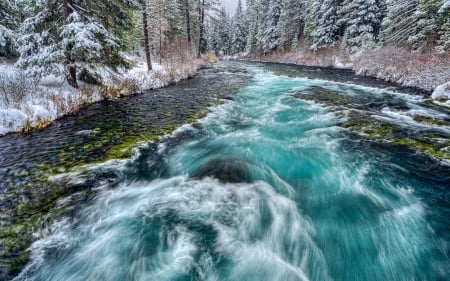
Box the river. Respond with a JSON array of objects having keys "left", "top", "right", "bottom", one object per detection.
[{"left": 3, "top": 62, "right": 450, "bottom": 280}]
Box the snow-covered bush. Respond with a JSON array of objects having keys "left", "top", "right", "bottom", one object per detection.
[{"left": 0, "top": 69, "right": 38, "bottom": 107}]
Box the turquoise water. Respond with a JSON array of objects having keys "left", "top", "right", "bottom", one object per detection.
[{"left": 15, "top": 67, "right": 449, "bottom": 281}]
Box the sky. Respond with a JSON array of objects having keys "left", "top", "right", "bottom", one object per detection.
[{"left": 222, "top": 0, "right": 242, "bottom": 15}]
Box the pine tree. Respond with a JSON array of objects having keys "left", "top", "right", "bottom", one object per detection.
[
  {"left": 211, "top": 6, "right": 232, "bottom": 55},
  {"left": 409, "top": 0, "right": 441, "bottom": 50},
  {"left": 231, "top": 0, "right": 246, "bottom": 53},
  {"left": 147, "top": 0, "right": 185, "bottom": 62},
  {"left": 256, "top": 0, "right": 282, "bottom": 53},
  {"left": 338, "top": 0, "right": 384, "bottom": 53},
  {"left": 437, "top": 0, "right": 450, "bottom": 53},
  {"left": 16, "top": 0, "right": 141, "bottom": 87},
  {"left": 258, "top": 0, "right": 282, "bottom": 52},
  {"left": 193, "top": 0, "right": 219, "bottom": 57},
  {"left": 182, "top": 0, "right": 193, "bottom": 44},
  {"left": 245, "top": 0, "right": 259, "bottom": 53},
  {"left": 278, "top": 0, "right": 306, "bottom": 50},
  {"left": 198, "top": 0, "right": 206, "bottom": 57},
  {"left": 0, "top": 0, "right": 18, "bottom": 57},
  {"left": 380, "top": 0, "right": 418, "bottom": 48},
  {"left": 305, "top": 0, "right": 341, "bottom": 50}
]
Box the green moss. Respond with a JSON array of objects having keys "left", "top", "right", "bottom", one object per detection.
[
  {"left": 340, "top": 111, "right": 450, "bottom": 159},
  {"left": 17, "top": 170, "right": 29, "bottom": 178},
  {"left": 412, "top": 115, "right": 450, "bottom": 126},
  {"left": 341, "top": 114, "right": 396, "bottom": 140},
  {"left": 6, "top": 250, "right": 30, "bottom": 275},
  {"left": 293, "top": 86, "right": 349, "bottom": 107},
  {"left": 186, "top": 108, "right": 209, "bottom": 124},
  {"left": 392, "top": 138, "right": 450, "bottom": 159}
]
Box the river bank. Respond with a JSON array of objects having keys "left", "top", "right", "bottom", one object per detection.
[
  {"left": 0, "top": 62, "right": 251, "bottom": 280},
  {"left": 0, "top": 56, "right": 210, "bottom": 136}
]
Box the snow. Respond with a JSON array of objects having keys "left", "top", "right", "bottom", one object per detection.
[
  {"left": 0, "top": 108, "right": 28, "bottom": 135},
  {"left": 0, "top": 56, "right": 198, "bottom": 136},
  {"left": 431, "top": 82, "right": 450, "bottom": 104},
  {"left": 439, "top": 1, "right": 450, "bottom": 14}
]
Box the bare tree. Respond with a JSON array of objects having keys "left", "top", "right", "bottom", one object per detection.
[
  {"left": 184, "top": 0, "right": 192, "bottom": 44},
  {"left": 142, "top": 3, "right": 153, "bottom": 71},
  {"left": 63, "top": 0, "right": 78, "bottom": 88},
  {"left": 197, "top": 0, "right": 206, "bottom": 58}
]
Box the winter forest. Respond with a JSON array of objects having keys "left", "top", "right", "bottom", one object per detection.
[
  {"left": 210, "top": 0, "right": 450, "bottom": 56},
  {"left": 1, "top": 0, "right": 449, "bottom": 88}
]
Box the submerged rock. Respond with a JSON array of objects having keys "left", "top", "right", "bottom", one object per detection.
[
  {"left": 293, "top": 86, "right": 349, "bottom": 107},
  {"left": 193, "top": 157, "right": 253, "bottom": 183}
]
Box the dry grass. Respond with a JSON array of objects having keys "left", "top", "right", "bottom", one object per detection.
[
  {"left": 162, "top": 39, "right": 196, "bottom": 83},
  {"left": 99, "top": 76, "right": 140, "bottom": 100},
  {"left": 201, "top": 53, "right": 219, "bottom": 63}
]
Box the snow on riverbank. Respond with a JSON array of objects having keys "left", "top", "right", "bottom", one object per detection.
[
  {"left": 432, "top": 82, "right": 450, "bottom": 106},
  {"left": 0, "top": 57, "right": 199, "bottom": 136}
]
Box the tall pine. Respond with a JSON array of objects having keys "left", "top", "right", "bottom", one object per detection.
[
  {"left": 256, "top": 0, "right": 282, "bottom": 53},
  {"left": 245, "top": 0, "right": 259, "bottom": 53},
  {"left": 437, "top": 0, "right": 450, "bottom": 53},
  {"left": 380, "top": 0, "right": 418, "bottom": 48},
  {"left": 278, "top": 0, "right": 306, "bottom": 50},
  {"left": 305, "top": 0, "right": 340, "bottom": 50},
  {"left": 410, "top": 0, "right": 441, "bottom": 50},
  {"left": 338, "top": 0, "right": 384, "bottom": 53},
  {"left": 0, "top": 0, "right": 18, "bottom": 57},
  {"left": 231, "top": 0, "right": 246, "bottom": 54}
]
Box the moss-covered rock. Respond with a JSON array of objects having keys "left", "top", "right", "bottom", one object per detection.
[
  {"left": 392, "top": 138, "right": 450, "bottom": 159},
  {"left": 340, "top": 111, "right": 450, "bottom": 160},
  {"left": 341, "top": 113, "right": 395, "bottom": 140},
  {"left": 411, "top": 115, "right": 450, "bottom": 126},
  {"left": 293, "top": 86, "right": 349, "bottom": 108}
]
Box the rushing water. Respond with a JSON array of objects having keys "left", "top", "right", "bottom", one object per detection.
[{"left": 13, "top": 64, "right": 450, "bottom": 280}]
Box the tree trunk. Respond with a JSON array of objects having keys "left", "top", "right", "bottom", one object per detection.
[
  {"left": 63, "top": 0, "right": 78, "bottom": 88},
  {"left": 185, "top": 0, "right": 191, "bottom": 44},
  {"left": 197, "top": 0, "right": 205, "bottom": 58},
  {"left": 142, "top": 4, "right": 152, "bottom": 71}
]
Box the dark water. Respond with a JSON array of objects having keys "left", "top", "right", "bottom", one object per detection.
[{"left": 4, "top": 63, "right": 450, "bottom": 281}]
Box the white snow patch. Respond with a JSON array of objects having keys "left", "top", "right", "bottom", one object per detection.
[
  {"left": 0, "top": 108, "right": 28, "bottom": 135},
  {"left": 439, "top": 1, "right": 450, "bottom": 14},
  {"left": 332, "top": 56, "right": 352, "bottom": 69},
  {"left": 431, "top": 82, "right": 450, "bottom": 102}
]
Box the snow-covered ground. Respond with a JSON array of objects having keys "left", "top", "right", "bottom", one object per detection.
[
  {"left": 432, "top": 82, "right": 450, "bottom": 106},
  {"left": 0, "top": 56, "right": 198, "bottom": 136}
]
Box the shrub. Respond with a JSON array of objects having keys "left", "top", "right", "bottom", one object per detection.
[{"left": 0, "top": 70, "right": 38, "bottom": 107}]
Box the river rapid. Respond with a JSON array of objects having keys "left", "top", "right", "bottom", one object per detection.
[{"left": 9, "top": 62, "right": 450, "bottom": 280}]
